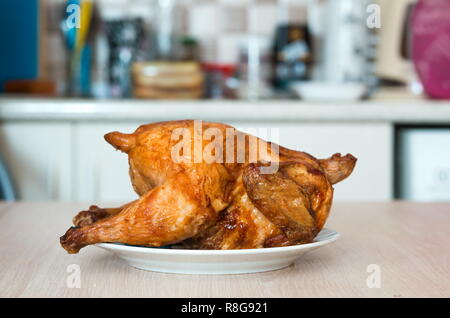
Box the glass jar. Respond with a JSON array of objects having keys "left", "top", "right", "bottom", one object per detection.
[{"left": 237, "top": 36, "right": 273, "bottom": 100}]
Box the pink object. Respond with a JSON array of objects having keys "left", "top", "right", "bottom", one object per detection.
[{"left": 411, "top": 0, "right": 450, "bottom": 99}]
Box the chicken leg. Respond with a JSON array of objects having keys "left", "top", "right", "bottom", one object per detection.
[
  {"left": 61, "top": 175, "right": 219, "bottom": 254},
  {"left": 72, "top": 202, "right": 135, "bottom": 227}
]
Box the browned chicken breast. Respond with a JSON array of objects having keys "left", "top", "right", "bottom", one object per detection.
[{"left": 60, "top": 120, "right": 356, "bottom": 253}]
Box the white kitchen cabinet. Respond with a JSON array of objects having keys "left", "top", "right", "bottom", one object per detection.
[
  {"left": 75, "top": 121, "right": 393, "bottom": 202},
  {"left": 0, "top": 120, "right": 393, "bottom": 203},
  {"left": 231, "top": 121, "right": 393, "bottom": 201},
  {"left": 74, "top": 123, "right": 140, "bottom": 204},
  {"left": 0, "top": 122, "right": 72, "bottom": 200}
]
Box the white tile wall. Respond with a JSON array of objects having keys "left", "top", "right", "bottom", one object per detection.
[{"left": 247, "top": 4, "right": 278, "bottom": 36}]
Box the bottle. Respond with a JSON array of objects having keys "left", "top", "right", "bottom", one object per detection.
[
  {"left": 272, "top": 1, "right": 312, "bottom": 91},
  {"left": 238, "top": 36, "right": 272, "bottom": 100},
  {"left": 411, "top": 0, "right": 450, "bottom": 99},
  {"left": 148, "top": 0, "right": 182, "bottom": 61},
  {"left": 105, "top": 18, "right": 145, "bottom": 98}
]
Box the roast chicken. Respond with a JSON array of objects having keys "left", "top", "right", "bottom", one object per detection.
[{"left": 60, "top": 120, "right": 356, "bottom": 253}]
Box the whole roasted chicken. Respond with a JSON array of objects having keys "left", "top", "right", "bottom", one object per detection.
[{"left": 60, "top": 120, "right": 356, "bottom": 253}]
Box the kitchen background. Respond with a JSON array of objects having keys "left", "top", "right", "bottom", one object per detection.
[{"left": 0, "top": 0, "right": 449, "bottom": 203}]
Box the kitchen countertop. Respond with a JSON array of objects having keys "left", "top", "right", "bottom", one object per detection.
[
  {"left": 0, "top": 201, "right": 448, "bottom": 297},
  {"left": 1, "top": 96, "right": 450, "bottom": 123}
]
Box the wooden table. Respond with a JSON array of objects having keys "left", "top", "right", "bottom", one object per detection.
[{"left": 0, "top": 201, "right": 449, "bottom": 298}]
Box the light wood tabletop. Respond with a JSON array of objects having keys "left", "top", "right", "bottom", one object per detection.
[{"left": 0, "top": 201, "right": 448, "bottom": 298}]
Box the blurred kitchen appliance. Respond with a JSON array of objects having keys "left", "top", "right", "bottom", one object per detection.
[
  {"left": 273, "top": 24, "right": 312, "bottom": 90},
  {"left": 411, "top": 0, "right": 450, "bottom": 99},
  {"left": 105, "top": 18, "right": 145, "bottom": 98},
  {"left": 396, "top": 127, "right": 450, "bottom": 201},
  {"left": 323, "top": 0, "right": 371, "bottom": 84},
  {"left": 375, "top": 0, "right": 417, "bottom": 84}
]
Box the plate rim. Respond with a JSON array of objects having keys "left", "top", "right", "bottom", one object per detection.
[{"left": 96, "top": 227, "right": 339, "bottom": 255}]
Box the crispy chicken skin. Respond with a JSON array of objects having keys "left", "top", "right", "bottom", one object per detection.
[{"left": 60, "top": 120, "right": 356, "bottom": 253}]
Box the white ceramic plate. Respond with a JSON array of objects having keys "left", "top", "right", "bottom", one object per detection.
[
  {"left": 96, "top": 228, "right": 339, "bottom": 275},
  {"left": 290, "top": 81, "right": 367, "bottom": 102}
]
